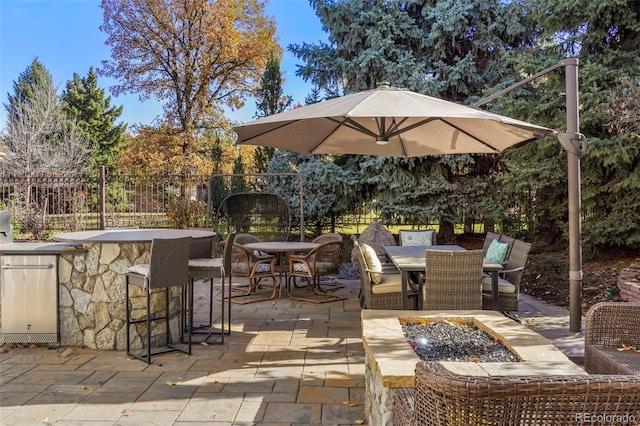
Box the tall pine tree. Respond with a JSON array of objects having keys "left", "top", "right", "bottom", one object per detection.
[
  {"left": 494, "top": 0, "right": 640, "bottom": 252},
  {"left": 4, "top": 58, "right": 90, "bottom": 174},
  {"left": 253, "top": 53, "right": 293, "bottom": 172},
  {"left": 62, "top": 67, "right": 126, "bottom": 172}
]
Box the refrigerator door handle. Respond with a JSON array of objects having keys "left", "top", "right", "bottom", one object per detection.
[{"left": 1, "top": 264, "right": 55, "bottom": 270}]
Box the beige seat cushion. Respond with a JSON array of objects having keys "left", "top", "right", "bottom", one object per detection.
[
  {"left": 370, "top": 273, "right": 415, "bottom": 294},
  {"left": 370, "top": 273, "right": 402, "bottom": 294},
  {"left": 482, "top": 275, "right": 516, "bottom": 294},
  {"left": 127, "top": 264, "right": 149, "bottom": 277},
  {"left": 189, "top": 257, "right": 222, "bottom": 269}
]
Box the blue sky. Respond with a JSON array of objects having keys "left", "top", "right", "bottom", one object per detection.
[{"left": 0, "top": 0, "right": 327, "bottom": 129}]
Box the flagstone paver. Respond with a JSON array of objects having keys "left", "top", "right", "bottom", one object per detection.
[{"left": 1, "top": 277, "right": 583, "bottom": 425}]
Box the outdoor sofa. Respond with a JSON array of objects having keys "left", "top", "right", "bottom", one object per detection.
[
  {"left": 585, "top": 301, "right": 640, "bottom": 375},
  {"left": 393, "top": 361, "right": 640, "bottom": 426}
]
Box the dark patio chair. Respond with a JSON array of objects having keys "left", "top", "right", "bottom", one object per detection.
[
  {"left": 125, "top": 237, "right": 192, "bottom": 364},
  {"left": 481, "top": 239, "right": 532, "bottom": 311},
  {"left": 214, "top": 192, "right": 291, "bottom": 242},
  {"left": 187, "top": 233, "right": 233, "bottom": 343}
]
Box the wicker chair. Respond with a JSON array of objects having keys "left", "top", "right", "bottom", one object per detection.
[
  {"left": 224, "top": 241, "right": 279, "bottom": 304},
  {"left": 125, "top": 237, "right": 192, "bottom": 364},
  {"left": 481, "top": 239, "right": 532, "bottom": 311},
  {"left": 353, "top": 237, "right": 418, "bottom": 310},
  {"left": 585, "top": 302, "right": 640, "bottom": 375},
  {"left": 393, "top": 361, "right": 640, "bottom": 426},
  {"left": 481, "top": 231, "right": 501, "bottom": 256},
  {"left": 422, "top": 250, "right": 483, "bottom": 311},
  {"left": 287, "top": 240, "right": 346, "bottom": 303},
  {"left": 311, "top": 232, "right": 343, "bottom": 244},
  {"left": 214, "top": 192, "right": 291, "bottom": 242}
]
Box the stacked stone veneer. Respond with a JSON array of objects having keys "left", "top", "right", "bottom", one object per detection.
[
  {"left": 58, "top": 242, "right": 182, "bottom": 350},
  {"left": 617, "top": 261, "right": 640, "bottom": 303}
]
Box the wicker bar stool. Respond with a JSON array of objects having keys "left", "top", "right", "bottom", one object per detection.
[
  {"left": 125, "top": 237, "right": 192, "bottom": 364},
  {"left": 187, "top": 233, "right": 235, "bottom": 343}
]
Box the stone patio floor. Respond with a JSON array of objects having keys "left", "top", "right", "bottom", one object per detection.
[{"left": 0, "top": 277, "right": 585, "bottom": 425}]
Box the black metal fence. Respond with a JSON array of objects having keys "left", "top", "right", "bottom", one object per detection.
[
  {"left": 0, "top": 168, "right": 385, "bottom": 239},
  {"left": 0, "top": 168, "right": 208, "bottom": 236}
]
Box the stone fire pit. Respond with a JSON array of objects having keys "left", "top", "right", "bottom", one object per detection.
[{"left": 361, "top": 310, "right": 587, "bottom": 426}]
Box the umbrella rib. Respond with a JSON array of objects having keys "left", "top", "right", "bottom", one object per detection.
[
  {"left": 440, "top": 118, "right": 502, "bottom": 152},
  {"left": 307, "top": 118, "right": 350, "bottom": 154},
  {"left": 328, "top": 117, "right": 378, "bottom": 138},
  {"left": 239, "top": 120, "right": 298, "bottom": 145},
  {"left": 389, "top": 117, "right": 439, "bottom": 136}
]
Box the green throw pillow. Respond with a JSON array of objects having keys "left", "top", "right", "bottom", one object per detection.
[{"left": 486, "top": 239, "right": 509, "bottom": 263}]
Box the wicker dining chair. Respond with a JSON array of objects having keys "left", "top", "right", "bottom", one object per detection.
[
  {"left": 422, "top": 250, "right": 483, "bottom": 311},
  {"left": 393, "top": 361, "right": 640, "bottom": 426},
  {"left": 308, "top": 233, "right": 344, "bottom": 291},
  {"left": 481, "top": 239, "right": 532, "bottom": 311},
  {"left": 288, "top": 240, "right": 346, "bottom": 303},
  {"left": 585, "top": 301, "right": 640, "bottom": 375},
  {"left": 125, "top": 237, "right": 192, "bottom": 364},
  {"left": 353, "top": 237, "right": 418, "bottom": 310}
]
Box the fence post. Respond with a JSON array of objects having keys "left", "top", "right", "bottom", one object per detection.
[{"left": 99, "top": 166, "right": 106, "bottom": 230}]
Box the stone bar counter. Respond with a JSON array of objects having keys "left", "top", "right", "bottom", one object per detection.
[{"left": 53, "top": 229, "right": 215, "bottom": 350}]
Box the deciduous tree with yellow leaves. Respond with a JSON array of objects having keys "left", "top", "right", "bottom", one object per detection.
[{"left": 99, "top": 0, "right": 279, "bottom": 172}]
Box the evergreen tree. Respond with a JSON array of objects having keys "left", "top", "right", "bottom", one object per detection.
[
  {"left": 494, "top": 0, "right": 640, "bottom": 252},
  {"left": 62, "top": 67, "right": 126, "bottom": 172},
  {"left": 208, "top": 137, "right": 229, "bottom": 215},
  {"left": 6, "top": 58, "right": 51, "bottom": 124},
  {"left": 253, "top": 53, "right": 293, "bottom": 172},
  {"left": 266, "top": 150, "right": 359, "bottom": 235},
  {"left": 3, "top": 58, "right": 90, "bottom": 174},
  {"left": 230, "top": 155, "right": 247, "bottom": 194},
  {"left": 304, "top": 85, "right": 323, "bottom": 105}
]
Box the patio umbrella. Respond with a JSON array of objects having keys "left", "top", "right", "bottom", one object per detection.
[{"left": 233, "top": 83, "right": 554, "bottom": 157}]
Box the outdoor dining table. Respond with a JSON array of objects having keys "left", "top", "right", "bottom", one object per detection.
[
  {"left": 243, "top": 241, "right": 319, "bottom": 298},
  {"left": 383, "top": 245, "right": 504, "bottom": 310}
]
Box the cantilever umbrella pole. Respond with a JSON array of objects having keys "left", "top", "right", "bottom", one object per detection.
[
  {"left": 474, "top": 58, "right": 585, "bottom": 332},
  {"left": 564, "top": 60, "right": 584, "bottom": 333}
]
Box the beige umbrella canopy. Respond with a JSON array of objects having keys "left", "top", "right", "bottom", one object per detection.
[{"left": 233, "top": 83, "right": 553, "bottom": 157}]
